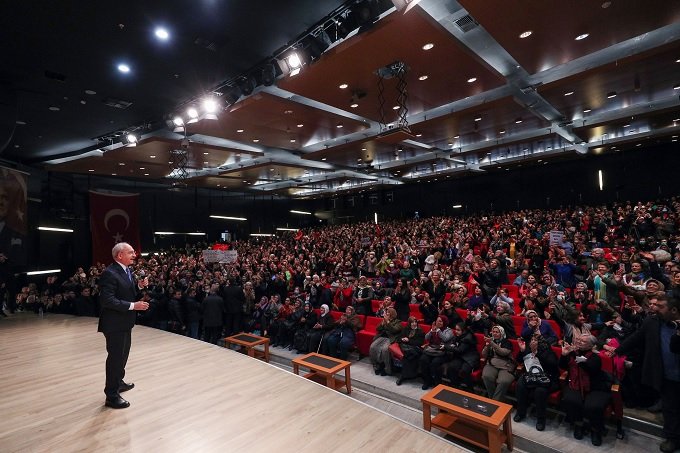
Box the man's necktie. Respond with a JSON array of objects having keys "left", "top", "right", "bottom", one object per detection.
[{"left": 126, "top": 267, "right": 133, "bottom": 283}]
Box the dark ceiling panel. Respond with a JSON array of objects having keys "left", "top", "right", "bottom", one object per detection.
[{"left": 458, "top": 0, "right": 680, "bottom": 74}]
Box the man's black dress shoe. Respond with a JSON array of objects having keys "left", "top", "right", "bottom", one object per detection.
[
  {"left": 105, "top": 396, "right": 130, "bottom": 409},
  {"left": 119, "top": 382, "right": 135, "bottom": 392}
]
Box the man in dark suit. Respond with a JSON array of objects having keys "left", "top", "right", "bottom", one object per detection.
[
  {"left": 98, "top": 242, "right": 149, "bottom": 409},
  {"left": 614, "top": 294, "right": 680, "bottom": 453},
  {"left": 222, "top": 278, "right": 245, "bottom": 337},
  {"left": 202, "top": 284, "right": 225, "bottom": 344}
]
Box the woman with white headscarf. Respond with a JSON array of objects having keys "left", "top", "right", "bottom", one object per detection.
[
  {"left": 306, "top": 304, "right": 334, "bottom": 353},
  {"left": 481, "top": 325, "right": 516, "bottom": 402}
]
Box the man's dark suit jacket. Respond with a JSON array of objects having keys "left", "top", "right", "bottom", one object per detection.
[{"left": 98, "top": 263, "right": 139, "bottom": 334}]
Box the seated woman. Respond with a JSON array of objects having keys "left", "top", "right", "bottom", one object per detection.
[
  {"left": 420, "top": 315, "right": 453, "bottom": 390},
  {"left": 560, "top": 334, "right": 612, "bottom": 446},
  {"left": 481, "top": 325, "right": 516, "bottom": 402},
  {"left": 491, "top": 300, "right": 516, "bottom": 339},
  {"left": 323, "top": 306, "right": 363, "bottom": 360},
  {"left": 440, "top": 299, "right": 463, "bottom": 326},
  {"left": 514, "top": 333, "right": 560, "bottom": 431},
  {"left": 292, "top": 302, "right": 317, "bottom": 353},
  {"left": 369, "top": 307, "right": 403, "bottom": 376},
  {"left": 274, "top": 299, "right": 303, "bottom": 348},
  {"left": 521, "top": 310, "right": 558, "bottom": 346},
  {"left": 395, "top": 316, "right": 426, "bottom": 385},
  {"left": 307, "top": 304, "right": 335, "bottom": 353},
  {"left": 419, "top": 292, "right": 439, "bottom": 325},
  {"left": 444, "top": 321, "right": 480, "bottom": 389},
  {"left": 269, "top": 297, "right": 294, "bottom": 347},
  {"left": 465, "top": 303, "right": 493, "bottom": 335}
]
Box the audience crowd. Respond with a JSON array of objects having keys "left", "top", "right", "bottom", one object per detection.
[{"left": 5, "top": 197, "right": 680, "bottom": 450}]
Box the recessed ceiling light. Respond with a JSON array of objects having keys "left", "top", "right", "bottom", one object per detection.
[
  {"left": 350, "top": 103, "right": 359, "bottom": 108},
  {"left": 117, "top": 63, "right": 131, "bottom": 73},
  {"left": 203, "top": 161, "right": 208, "bottom": 164},
  {"left": 519, "top": 30, "right": 532, "bottom": 39},
  {"left": 447, "top": 142, "right": 453, "bottom": 146},
  {"left": 583, "top": 108, "right": 592, "bottom": 113},
  {"left": 422, "top": 43, "right": 434, "bottom": 50},
  {"left": 270, "top": 168, "right": 275, "bottom": 171},
  {"left": 575, "top": 33, "right": 589, "bottom": 41},
  {"left": 154, "top": 27, "right": 169, "bottom": 40},
  {"left": 144, "top": 173, "right": 150, "bottom": 176},
  {"left": 454, "top": 135, "right": 460, "bottom": 139},
  {"left": 636, "top": 143, "right": 642, "bottom": 147},
  {"left": 85, "top": 90, "right": 96, "bottom": 95},
  {"left": 119, "top": 162, "right": 125, "bottom": 166},
  {"left": 203, "top": 152, "right": 209, "bottom": 155},
  {"left": 392, "top": 105, "right": 400, "bottom": 110},
  {"left": 321, "top": 157, "right": 327, "bottom": 161},
  {"left": 48, "top": 106, "right": 60, "bottom": 111},
  {"left": 297, "top": 124, "right": 303, "bottom": 128},
  {"left": 139, "top": 167, "right": 145, "bottom": 170},
  {"left": 564, "top": 91, "right": 574, "bottom": 96},
  {"left": 515, "top": 118, "right": 523, "bottom": 124},
  {"left": 499, "top": 130, "right": 506, "bottom": 134},
  {"left": 361, "top": 148, "right": 366, "bottom": 151},
  {"left": 150, "top": 155, "right": 156, "bottom": 158},
  {"left": 601, "top": 1, "right": 611, "bottom": 8},
  {"left": 418, "top": 75, "right": 428, "bottom": 81},
  {"left": 474, "top": 116, "right": 482, "bottom": 122},
  {"left": 236, "top": 129, "right": 244, "bottom": 133},
  {"left": 674, "top": 84, "right": 680, "bottom": 90},
  {"left": 290, "top": 139, "right": 296, "bottom": 143},
  {"left": 336, "top": 124, "right": 343, "bottom": 128},
  {"left": 88, "top": 169, "right": 94, "bottom": 172},
  {"left": 80, "top": 100, "right": 86, "bottom": 105},
  {"left": 416, "top": 133, "right": 422, "bottom": 137},
  {"left": 253, "top": 139, "right": 260, "bottom": 143},
  {"left": 622, "top": 124, "right": 630, "bottom": 128},
  {"left": 676, "top": 58, "right": 680, "bottom": 63},
  {"left": 112, "top": 173, "right": 117, "bottom": 176},
  {"left": 467, "top": 77, "right": 477, "bottom": 83},
  {"left": 15, "top": 120, "right": 26, "bottom": 125},
  {"left": 339, "top": 83, "right": 348, "bottom": 89},
  {"left": 607, "top": 91, "right": 617, "bottom": 98}
]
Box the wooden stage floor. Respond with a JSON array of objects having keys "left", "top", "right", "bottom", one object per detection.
[{"left": 0, "top": 315, "right": 461, "bottom": 453}]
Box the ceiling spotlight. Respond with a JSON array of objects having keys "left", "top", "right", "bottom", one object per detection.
[
  {"left": 519, "top": 30, "right": 532, "bottom": 38},
  {"left": 236, "top": 129, "right": 244, "bottom": 133},
  {"left": 499, "top": 129, "right": 506, "bottom": 134},
  {"left": 674, "top": 84, "right": 680, "bottom": 90},
  {"left": 124, "top": 133, "right": 138, "bottom": 147},
  {"left": 350, "top": 103, "right": 359, "bottom": 108},
  {"left": 474, "top": 115, "right": 482, "bottom": 122},
  {"left": 336, "top": 123, "right": 343, "bottom": 128},
  {"left": 606, "top": 91, "right": 617, "bottom": 98},
  {"left": 203, "top": 98, "right": 218, "bottom": 114},
  {"left": 173, "top": 116, "right": 184, "bottom": 127},
  {"left": 253, "top": 139, "right": 260, "bottom": 143},
  {"left": 575, "top": 33, "right": 589, "bottom": 41},
  {"left": 187, "top": 107, "right": 198, "bottom": 118},
  {"left": 202, "top": 98, "right": 219, "bottom": 120},
  {"left": 88, "top": 169, "right": 94, "bottom": 172},
  {"left": 515, "top": 118, "right": 523, "bottom": 124},
  {"left": 150, "top": 155, "right": 156, "bottom": 158},
  {"left": 339, "top": 83, "right": 348, "bottom": 89},
  {"left": 297, "top": 124, "right": 304, "bottom": 128},
  {"left": 454, "top": 135, "right": 459, "bottom": 139},
  {"left": 290, "top": 139, "right": 296, "bottom": 143},
  {"left": 583, "top": 108, "right": 592, "bottom": 113},
  {"left": 117, "top": 63, "right": 131, "bottom": 73},
  {"left": 154, "top": 27, "right": 169, "bottom": 40},
  {"left": 467, "top": 77, "right": 477, "bottom": 83},
  {"left": 564, "top": 91, "right": 574, "bottom": 96},
  {"left": 418, "top": 75, "right": 428, "bottom": 81},
  {"left": 422, "top": 43, "right": 434, "bottom": 50},
  {"left": 392, "top": 105, "right": 400, "bottom": 110},
  {"left": 321, "top": 157, "right": 327, "bottom": 161},
  {"left": 286, "top": 53, "right": 302, "bottom": 69}
]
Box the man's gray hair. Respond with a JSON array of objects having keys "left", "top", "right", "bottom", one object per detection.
[{"left": 112, "top": 242, "right": 131, "bottom": 259}]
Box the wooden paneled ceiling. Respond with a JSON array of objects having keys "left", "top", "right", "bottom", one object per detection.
[{"left": 15, "top": 0, "right": 678, "bottom": 198}]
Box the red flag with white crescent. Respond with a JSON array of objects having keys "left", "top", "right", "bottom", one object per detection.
[
  {"left": 295, "top": 230, "right": 304, "bottom": 241},
  {"left": 89, "top": 191, "right": 141, "bottom": 265}
]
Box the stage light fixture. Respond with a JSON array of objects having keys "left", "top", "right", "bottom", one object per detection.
[
  {"left": 123, "top": 133, "right": 138, "bottom": 147},
  {"left": 186, "top": 107, "right": 199, "bottom": 124},
  {"left": 238, "top": 76, "right": 257, "bottom": 96},
  {"left": 261, "top": 63, "right": 278, "bottom": 86},
  {"left": 222, "top": 86, "right": 242, "bottom": 106},
  {"left": 201, "top": 97, "right": 219, "bottom": 120}
]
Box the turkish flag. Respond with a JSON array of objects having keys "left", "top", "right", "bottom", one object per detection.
[{"left": 89, "top": 191, "right": 141, "bottom": 265}]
